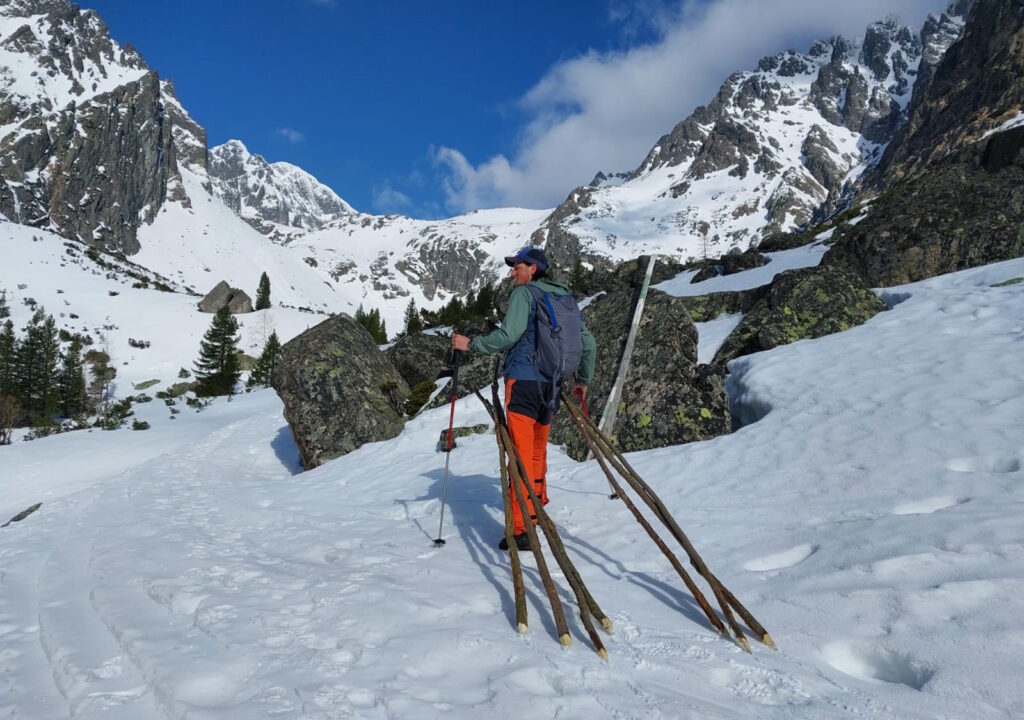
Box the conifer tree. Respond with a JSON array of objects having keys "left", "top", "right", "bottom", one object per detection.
[
  {"left": 355, "top": 304, "right": 388, "bottom": 343},
  {"left": 475, "top": 282, "right": 496, "bottom": 321},
  {"left": 569, "top": 261, "right": 594, "bottom": 296},
  {"left": 0, "top": 319, "right": 17, "bottom": 401},
  {"left": 247, "top": 331, "right": 282, "bottom": 388},
  {"left": 194, "top": 305, "right": 241, "bottom": 397},
  {"left": 59, "top": 337, "right": 88, "bottom": 418},
  {"left": 404, "top": 298, "right": 423, "bottom": 334},
  {"left": 255, "top": 272, "right": 271, "bottom": 310},
  {"left": 0, "top": 289, "right": 9, "bottom": 319},
  {"left": 16, "top": 310, "right": 60, "bottom": 425}
]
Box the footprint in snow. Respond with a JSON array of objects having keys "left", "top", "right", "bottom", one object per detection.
[
  {"left": 822, "top": 641, "right": 934, "bottom": 690},
  {"left": 946, "top": 455, "right": 1020, "bottom": 474},
  {"left": 892, "top": 496, "right": 967, "bottom": 515},
  {"left": 743, "top": 543, "right": 816, "bottom": 572}
]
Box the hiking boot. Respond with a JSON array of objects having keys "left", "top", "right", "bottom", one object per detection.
[{"left": 498, "top": 533, "right": 531, "bottom": 551}]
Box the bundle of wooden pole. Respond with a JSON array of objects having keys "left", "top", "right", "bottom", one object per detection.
[
  {"left": 477, "top": 384, "right": 612, "bottom": 660},
  {"left": 560, "top": 388, "right": 775, "bottom": 653}
]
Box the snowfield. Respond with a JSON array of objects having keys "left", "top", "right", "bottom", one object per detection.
[{"left": 2, "top": 254, "right": 1023, "bottom": 718}]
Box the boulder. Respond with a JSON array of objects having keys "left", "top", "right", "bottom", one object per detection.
[
  {"left": 549, "top": 280, "right": 730, "bottom": 461},
  {"left": 273, "top": 314, "right": 410, "bottom": 470},
  {"left": 677, "top": 285, "right": 769, "bottom": 323},
  {"left": 438, "top": 424, "right": 489, "bottom": 451},
  {"left": 198, "top": 281, "right": 253, "bottom": 314},
  {"left": 384, "top": 323, "right": 501, "bottom": 410},
  {"left": 691, "top": 249, "right": 770, "bottom": 283},
  {"left": 711, "top": 265, "right": 886, "bottom": 366}
]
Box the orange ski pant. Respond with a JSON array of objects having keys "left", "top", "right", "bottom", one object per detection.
[{"left": 505, "top": 379, "right": 550, "bottom": 534}]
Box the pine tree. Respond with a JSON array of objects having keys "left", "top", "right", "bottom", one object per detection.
[
  {"left": 0, "top": 319, "right": 17, "bottom": 401},
  {"left": 194, "top": 305, "right": 241, "bottom": 397},
  {"left": 475, "top": 282, "right": 496, "bottom": 321},
  {"left": 569, "top": 261, "right": 594, "bottom": 296},
  {"left": 255, "top": 272, "right": 271, "bottom": 310},
  {"left": 59, "top": 337, "right": 87, "bottom": 418},
  {"left": 370, "top": 307, "right": 387, "bottom": 343},
  {"left": 439, "top": 297, "right": 464, "bottom": 327},
  {"left": 16, "top": 310, "right": 60, "bottom": 425},
  {"left": 247, "top": 331, "right": 282, "bottom": 388},
  {"left": 404, "top": 298, "right": 423, "bottom": 335},
  {"left": 355, "top": 304, "right": 388, "bottom": 343},
  {"left": 0, "top": 289, "right": 9, "bottom": 319}
]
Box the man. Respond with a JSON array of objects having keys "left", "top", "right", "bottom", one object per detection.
[{"left": 452, "top": 247, "right": 596, "bottom": 550}]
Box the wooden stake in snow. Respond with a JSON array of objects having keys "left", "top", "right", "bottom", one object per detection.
[
  {"left": 495, "top": 426, "right": 528, "bottom": 634},
  {"left": 591, "top": 254, "right": 656, "bottom": 457},
  {"left": 564, "top": 389, "right": 775, "bottom": 652},
  {"left": 478, "top": 388, "right": 611, "bottom": 659}
]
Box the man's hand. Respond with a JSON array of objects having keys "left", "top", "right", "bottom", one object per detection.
[
  {"left": 452, "top": 333, "right": 471, "bottom": 352},
  {"left": 573, "top": 383, "right": 587, "bottom": 402}
]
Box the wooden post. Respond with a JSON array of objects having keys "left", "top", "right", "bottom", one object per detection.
[{"left": 591, "top": 255, "right": 656, "bottom": 458}]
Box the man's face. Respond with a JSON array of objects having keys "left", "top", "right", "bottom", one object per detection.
[{"left": 509, "top": 261, "right": 536, "bottom": 286}]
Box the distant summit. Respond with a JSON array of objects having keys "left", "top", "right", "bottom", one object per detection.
[
  {"left": 208, "top": 140, "right": 354, "bottom": 243},
  {"left": 536, "top": 2, "right": 973, "bottom": 271}
]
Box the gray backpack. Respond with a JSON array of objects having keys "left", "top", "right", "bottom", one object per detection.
[{"left": 525, "top": 284, "right": 584, "bottom": 406}]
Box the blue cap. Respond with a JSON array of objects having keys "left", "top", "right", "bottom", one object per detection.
[{"left": 504, "top": 246, "right": 548, "bottom": 272}]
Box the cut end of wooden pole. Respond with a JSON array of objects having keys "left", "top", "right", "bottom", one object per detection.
[
  {"left": 597, "top": 648, "right": 609, "bottom": 662},
  {"left": 517, "top": 622, "right": 528, "bottom": 635},
  {"left": 736, "top": 636, "right": 752, "bottom": 653},
  {"left": 762, "top": 633, "right": 777, "bottom": 649},
  {"left": 559, "top": 633, "right": 572, "bottom": 648},
  {"left": 600, "top": 617, "right": 614, "bottom": 633}
]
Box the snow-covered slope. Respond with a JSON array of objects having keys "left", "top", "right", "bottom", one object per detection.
[
  {"left": 2, "top": 256, "right": 1022, "bottom": 719},
  {"left": 0, "top": 0, "right": 147, "bottom": 111},
  {"left": 0, "top": 220, "right": 332, "bottom": 391}
]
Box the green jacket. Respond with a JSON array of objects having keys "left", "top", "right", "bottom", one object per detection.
[{"left": 469, "top": 279, "right": 596, "bottom": 385}]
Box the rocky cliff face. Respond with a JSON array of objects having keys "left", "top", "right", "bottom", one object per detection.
[
  {"left": 0, "top": 0, "right": 203, "bottom": 255},
  {"left": 536, "top": 3, "right": 971, "bottom": 271},
  {"left": 208, "top": 140, "right": 354, "bottom": 242},
  {"left": 825, "top": 0, "right": 1024, "bottom": 286}
]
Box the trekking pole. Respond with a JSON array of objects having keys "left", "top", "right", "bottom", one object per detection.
[{"left": 434, "top": 349, "right": 462, "bottom": 547}]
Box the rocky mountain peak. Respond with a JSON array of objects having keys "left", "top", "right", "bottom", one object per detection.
[
  {"left": 207, "top": 140, "right": 355, "bottom": 242},
  {"left": 535, "top": 4, "right": 973, "bottom": 270}
]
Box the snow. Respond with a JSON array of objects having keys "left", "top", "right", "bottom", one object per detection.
[
  {"left": 3, "top": 253, "right": 1023, "bottom": 718},
  {"left": 654, "top": 242, "right": 829, "bottom": 297},
  {"left": 0, "top": 12, "right": 148, "bottom": 109},
  {"left": 983, "top": 111, "right": 1024, "bottom": 138},
  {"left": 695, "top": 312, "right": 743, "bottom": 364}
]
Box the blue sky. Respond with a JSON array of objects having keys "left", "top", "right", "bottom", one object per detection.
[{"left": 85, "top": 0, "right": 947, "bottom": 219}]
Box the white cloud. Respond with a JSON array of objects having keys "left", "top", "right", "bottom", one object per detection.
[
  {"left": 275, "top": 128, "right": 305, "bottom": 143},
  {"left": 435, "top": 0, "right": 949, "bottom": 214},
  {"left": 372, "top": 184, "right": 413, "bottom": 213}
]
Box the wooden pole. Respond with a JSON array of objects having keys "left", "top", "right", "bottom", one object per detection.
[
  {"left": 562, "top": 393, "right": 726, "bottom": 636},
  {"left": 495, "top": 424, "right": 528, "bottom": 634},
  {"left": 483, "top": 388, "right": 570, "bottom": 646},
  {"left": 479, "top": 389, "right": 611, "bottom": 658},
  {"left": 566, "top": 391, "right": 773, "bottom": 651},
  {"left": 591, "top": 254, "right": 656, "bottom": 457}
]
